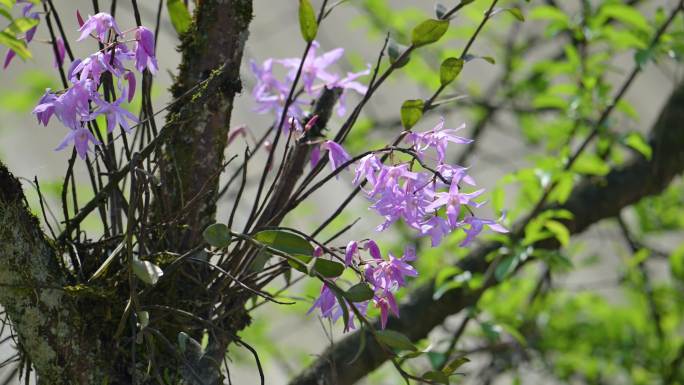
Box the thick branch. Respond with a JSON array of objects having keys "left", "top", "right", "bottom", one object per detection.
[
  {"left": 158, "top": 0, "right": 253, "bottom": 249},
  {"left": 0, "top": 165, "right": 113, "bottom": 385},
  {"left": 288, "top": 83, "right": 684, "bottom": 385}
]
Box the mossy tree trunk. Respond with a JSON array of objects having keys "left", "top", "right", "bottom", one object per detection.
[{"left": 0, "top": 2, "right": 254, "bottom": 384}]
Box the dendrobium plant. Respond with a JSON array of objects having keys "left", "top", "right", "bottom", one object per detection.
[
  {"left": 248, "top": 44, "right": 508, "bottom": 331},
  {"left": 17, "top": 11, "right": 156, "bottom": 159}
]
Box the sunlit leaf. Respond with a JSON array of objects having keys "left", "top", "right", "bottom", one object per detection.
[
  {"left": 400, "top": 99, "right": 424, "bottom": 129},
  {"left": 167, "top": 0, "right": 192, "bottom": 35},
  {"left": 439, "top": 57, "right": 464, "bottom": 86},
  {"left": 254, "top": 230, "right": 314, "bottom": 256},
  {"left": 298, "top": 0, "right": 318, "bottom": 43},
  {"left": 411, "top": 19, "right": 449, "bottom": 47}
]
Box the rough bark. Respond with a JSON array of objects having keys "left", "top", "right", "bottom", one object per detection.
[
  {"left": 158, "top": 0, "right": 253, "bottom": 250},
  {"left": 288, "top": 84, "right": 684, "bottom": 385},
  {"left": 0, "top": 165, "right": 114, "bottom": 385}
]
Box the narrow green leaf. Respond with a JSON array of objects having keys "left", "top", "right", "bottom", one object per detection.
[
  {"left": 411, "top": 19, "right": 449, "bottom": 47},
  {"left": 439, "top": 57, "right": 464, "bottom": 86},
  {"left": 132, "top": 259, "right": 164, "bottom": 285},
  {"left": 167, "top": 0, "right": 192, "bottom": 35},
  {"left": 202, "top": 223, "right": 232, "bottom": 248},
  {"left": 375, "top": 330, "right": 417, "bottom": 351},
  {"left": 344, "top": 282, "right": 374, "bottom": 302},
  {"left": 254, "top": 230, "right": 314, "bottom": 256},
  {"left": 400, "top": 99, "right": 424, "bottom": 129},
  {"left": 298, "top": 0, "right": 318, "bottom": 43},
  {"left": 89, "top": 240, "right": 125, "bottom": 282}
]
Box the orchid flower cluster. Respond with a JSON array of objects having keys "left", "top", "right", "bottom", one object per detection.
[
  {"left": 310, "top": 122, "right": 508, "bottom": 330},
  {"left": 24, "top": 12, "right": 157, "bottom": 159},
  {"left": 250, "top": 44, "right": 507, "bottom": 331},
  {"left": 250, "top": 41, "right": 369, "bottom": 132}
]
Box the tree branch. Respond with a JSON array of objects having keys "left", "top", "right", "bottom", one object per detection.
[
  {"left": 157, "top": 0, "right": 253, "bottom": 250},
  {"left": 288, "top": 82, "right": 684, "bottom": 385},
  {"left": 0, "top": 165, "right": 115, "bottom": 384}
]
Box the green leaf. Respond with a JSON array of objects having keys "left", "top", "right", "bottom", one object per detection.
[
  {"left": 463, "top": 54, "right": 495, "bottom": 65},
  {"left": 545, "top": 219, "right": 570, "bottom": 246},
  {"left": 503, "top": 7, "right": 525, "bottom": 22},
  {"left": 439, "top": 57, "right": 464, "bottom": 86},
  {"left": 400, "top": 99, "right": 424, "bottom": 129},
  {"left": 422, "top": 371, "right": 449, "bottom": 384},
  {"left": 375, "top": 330, "right": 417, "bottom": 351},
  {"left": 312, "top": 258, "right": 345, "bottom": 278},
  {"left": 0, "top": 8, "right": 11, "bottom": 21},
  {"left": 599, "top": 4, "right": 652, "bottom": 33},
  {"left": 0, "top": 31, "right": 30, "bottom": 59},
  {"left": 624, "top": 132, "right": 652, "bottom": 160},
  {"left": 137, "top": 311, "right": 150, "bottom": 329},
  {"left": 387, "top": 39, "right": 411, "bottom": 68},
  {"left": 495, "top": 255, "right": 518, "bottom": 281},
  {"left": 254, "top": 230, "right": 314, "bottom": 256},
  {"left": 529, "top": 5, "right": 569, "bottom": 26},
  {"left": 670, "top": 243, "right": 684, "bottom": 281},
  {"left": 443, "top": 356, "right": 470, "bottom": 375},
  {"left": 435, "top": 3, "right": 447, "bottom": 19},
  {"left": 5, "top": 17, "right": 38, "bottom": 34},
  {"left": 0, "top": 0, "right": 15, "bottom": 11},
  {"left": 298, "top": 0, "right": 318, "bottom": 43},
  {"left": 202, "top": 223, "right": 232, "bottom": 248},
  {"left": 344, "top": 282, "right": 374, "bottom": 302},
  {"left": 571, "top": 153, "right": 610, "bottom": 176},
  {"left": 287, "top": 254, "right": 312, "bottom": 274},
  {"left": 132, "top": 259, "right": 164, "bottom": 285},
  {"left": 167, "top": 0, "right": 192, "bottom": 35},
  {"left": 411, "top": 19, "right": 449, "bottom": 47},
  {"left": 89, "top": 240, "right": 125, "bottom": 282},
  {"left": 635, "top": 48, "right": 654, "bottom": 69}
]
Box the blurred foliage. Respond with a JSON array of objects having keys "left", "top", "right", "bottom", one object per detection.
[
  {"left": 1, "top": 0, "right": 683, "bottom": 383},
  {"left": 243, "top": 0, "right": 684, "bottom": 383}
]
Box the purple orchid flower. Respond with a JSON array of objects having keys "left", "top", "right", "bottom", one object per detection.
[
  {"left": 92, "top": 95, "right": 139, "bottom": 133},
  {"left": 33, "top": 91, "right": 58, "bottom": 126},
  {"left": 279, "top": 41, "right": 344, "bottom": 95},
  {"left": 134, "top": 26, "right": 158, "bottom": 74},
  {"left": 53, "top": 37, "right": 66, "bottom": 68},
  {"left": 55, "top": 126, "right": 101, "bottom": 160},
  {"left": 460, "top": 215, "right": 509, "bottom": 246},
  {"left": 374, "top": 292, "right": 399, "bottom": 329},
  {"left": 323, "top": 140, "right": 351, "bottom": 174},
  {"left": 78, "top": 12, "right": 122, "bottom": 42}
]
